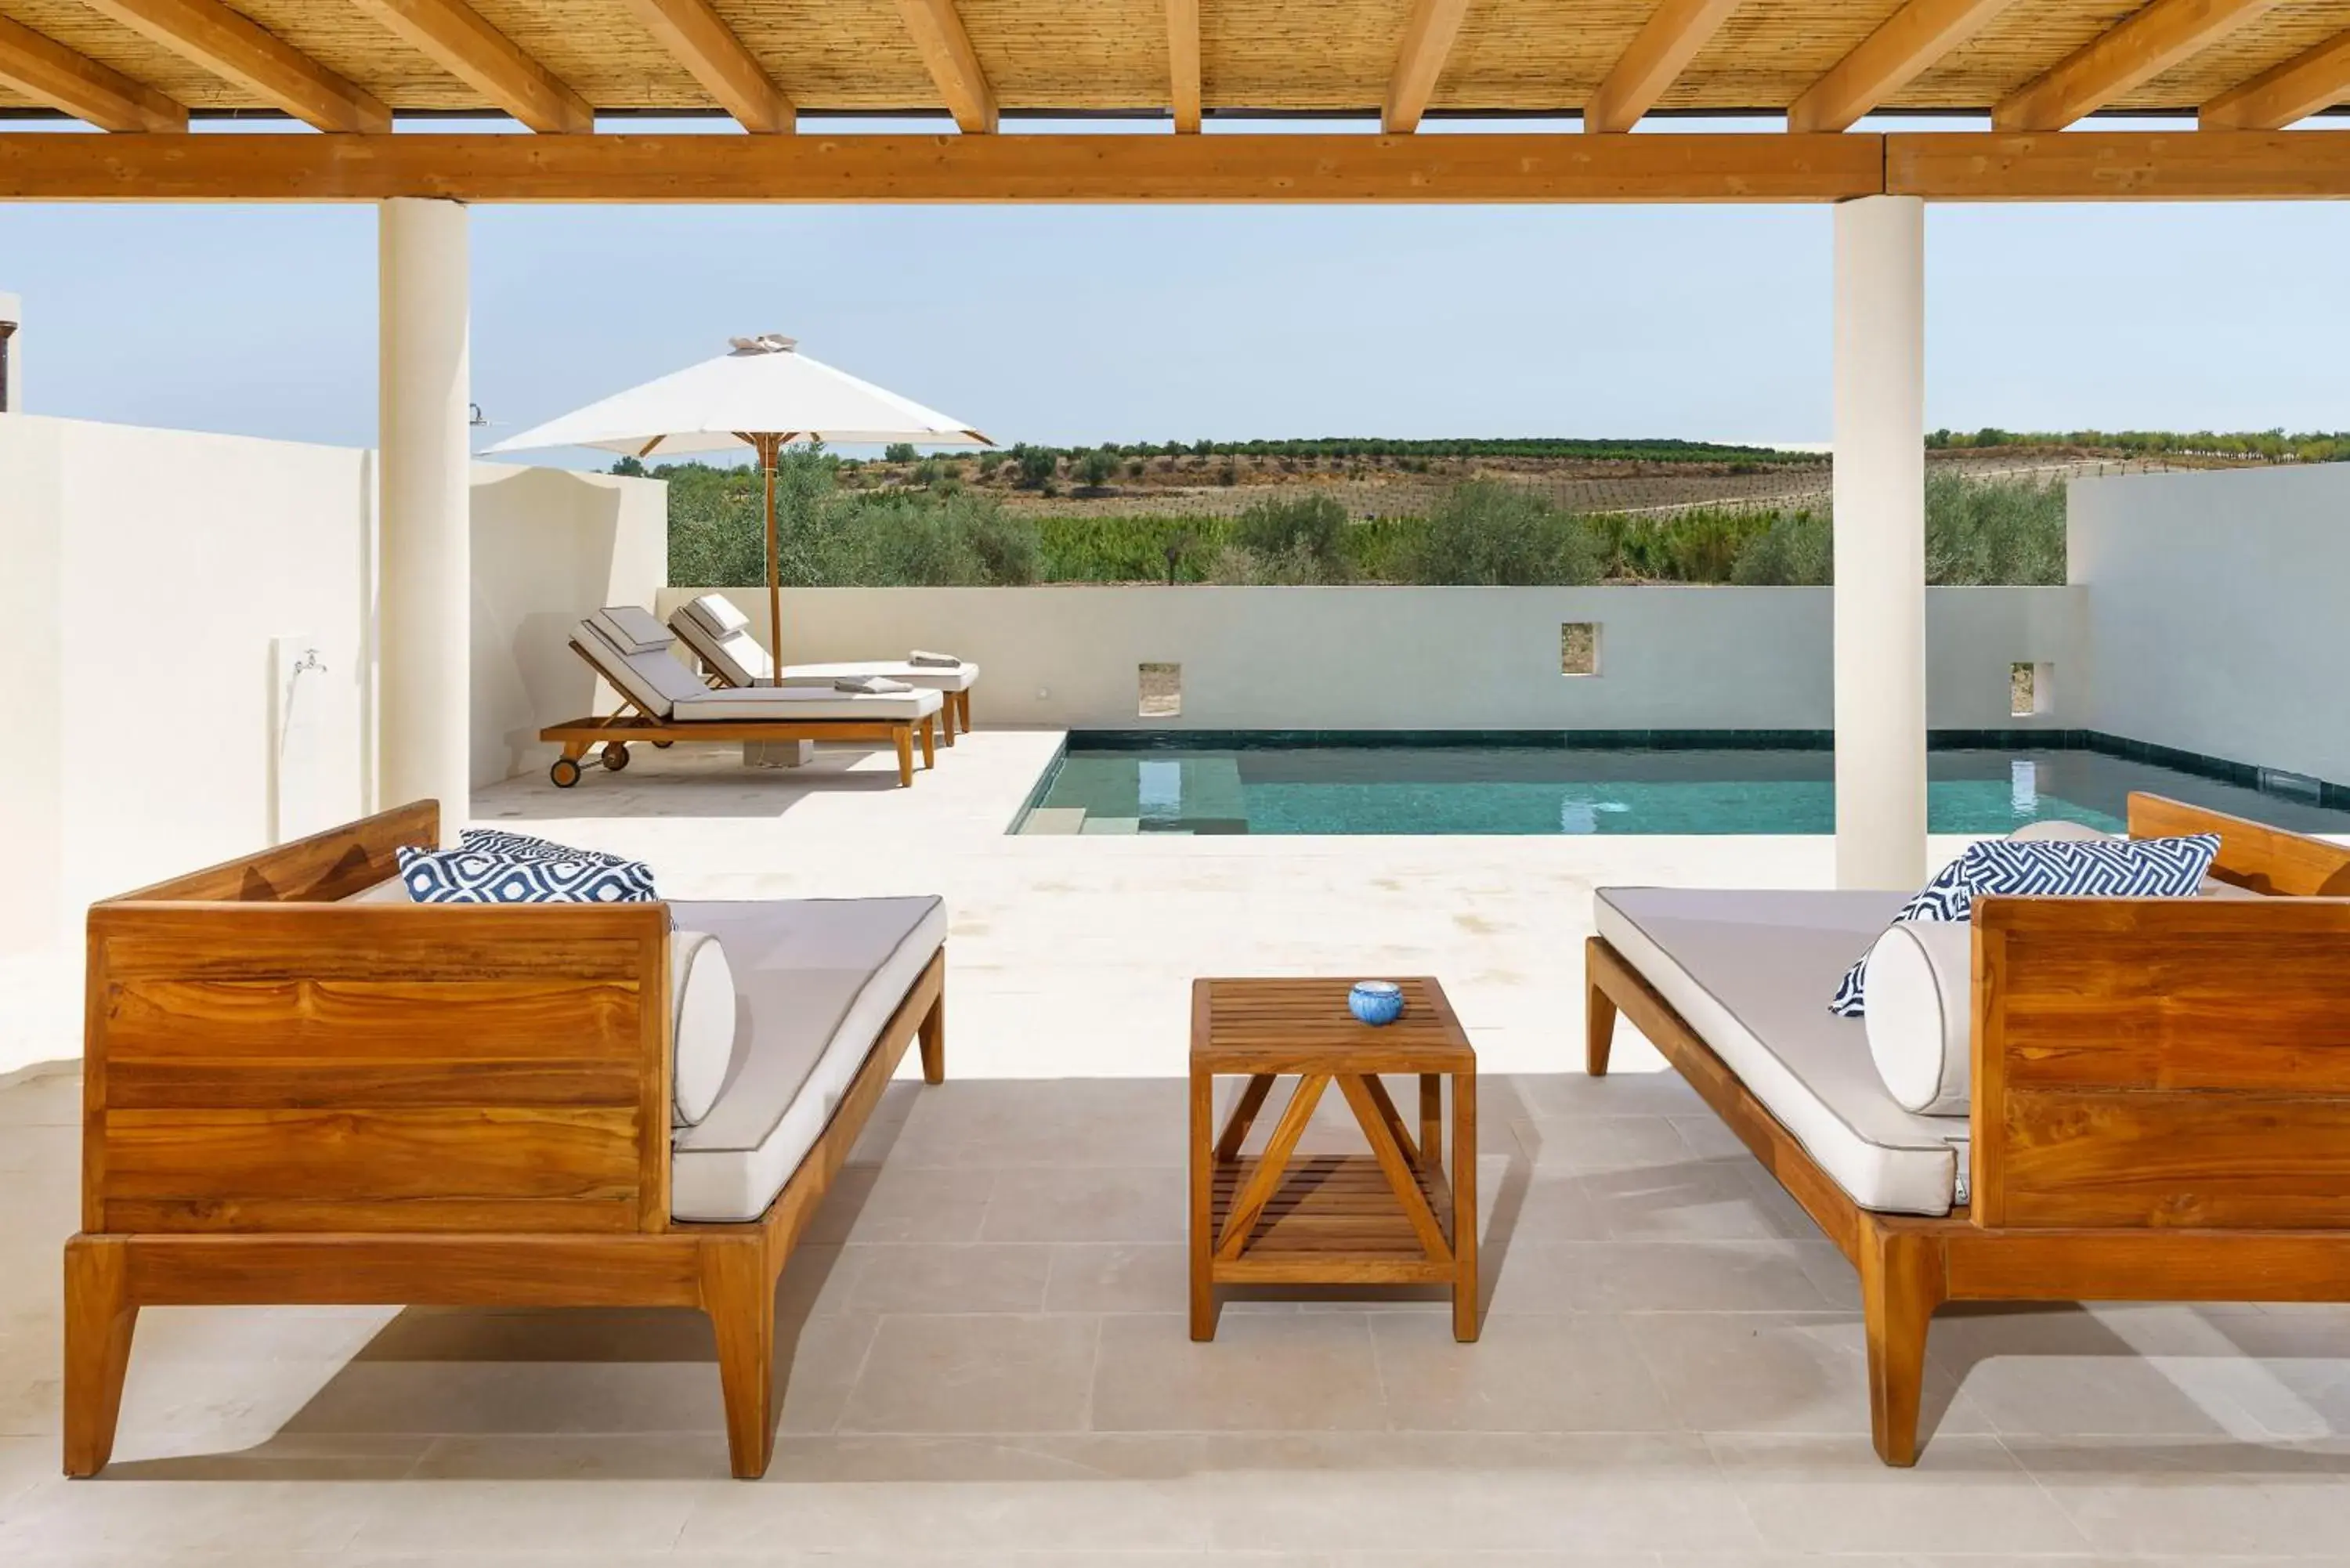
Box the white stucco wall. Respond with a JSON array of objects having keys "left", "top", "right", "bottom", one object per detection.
[
  {"left": 0, "top": 416, "right": 664, "bottom": 1077},
  {"left": 656, "top": 583, "right": 2082, "bottom": 735},
  {"left": 2070, "top": 464, "right": 2350, "bottom": 784}
]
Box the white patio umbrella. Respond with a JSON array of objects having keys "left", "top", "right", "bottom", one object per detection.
[{"left": 487, "top": 334, "right": 990, "bottom": 677}]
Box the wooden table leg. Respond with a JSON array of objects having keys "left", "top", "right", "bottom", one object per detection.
[
  {"left": 1419, "top": 1073, "right": 1443, "bottom": 1170},
  {"left": 1452, "top": 1070, "right": 1479, "bottom": 1342},
  {"left": 1189, "top": 1067, "right": 1217, "bottom": 1341}
]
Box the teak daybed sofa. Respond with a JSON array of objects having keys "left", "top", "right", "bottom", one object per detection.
[
  {"left": 1586, "top": 792, "right": 2350, "bottom": 1467},
  {"left": 65, "top": 800, "right": 946, "bottom": 1479},
  {"left": 543, "top": 607, "right": 942, "bottom": 788}
]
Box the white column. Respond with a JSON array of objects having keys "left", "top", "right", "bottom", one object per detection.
[
  {"left": 378, "top": 198, "right": 471, "bottom": 843},
  {"left": 1831, "top": 195, "right": 1927, "bottom": 891}
]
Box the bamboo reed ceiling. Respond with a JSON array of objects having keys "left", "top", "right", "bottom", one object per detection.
[{"left": 3, "top": 0, "right": 2348, "bottom": 120}]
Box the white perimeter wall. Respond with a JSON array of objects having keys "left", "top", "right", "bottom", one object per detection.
[
  {"left": 657, "top": 583, "right": 2081, "bottom": 735},
  {"left": 2071, "top": 464, "right": 2350, "bottom": 785},
  {"left": 0, "top": 414, "right": 663, "bottom": 1076}
]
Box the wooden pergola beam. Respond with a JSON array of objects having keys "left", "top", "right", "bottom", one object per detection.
[
  {"left": 1167, "top": 0, "right": 1199, "bottom": 132},
  {"left": 891, "top": 0, "right": 996, "bottom": 133},
  {"left": 1788, "top": 0, "right": 2020, "bottom": 134},
  {"left": 2201, "top": 30, "right": 2350, "bottom": 129},
  {"left": 0, "top": 15, "right": 186, "bottom": 132},
  {"left": 1887, "top": 128, "right": 2350, "bottom": 198},
  {"left": 0, "top": 130, "right": 1884, "bottom": 201},
  {"left": 1585, "top": 0, "right": 1744, "bottom": 134},
  {"left": 1383, "top": 0, "right": 1473, "bottom": 133},
  {"left": 618, "top": 0, "right": 793, "bottom": 134},
  {"left": 1994, "top": 0, "right": 2278, "bottom": 132},
  {"left": 349, "top": 0, "right": 591, "bottom": 133},
  {"left": 5, "top": 129, "right": 2345, "bottom": 204},
  {"left": 80, "top": 0, "right": 389, "bottom": 132}
]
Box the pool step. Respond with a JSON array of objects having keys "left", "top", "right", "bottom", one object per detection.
[
  {"left": 1080, "top": 816, "right": 1140, "bottom": 835},
  {"left": 1018, "top": 807, "right": 1086, "bottom": 836}
]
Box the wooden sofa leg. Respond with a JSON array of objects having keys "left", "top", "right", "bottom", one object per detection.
[
  {"left": 894, "top": 727, "right": 915, "bottom": 788},
  {"left": 63, "top": 1236, "right": 139, "bottom": 1478},
  {"left": 700, "top": 1237, "right": 778, "bottom": 1480},
  {"left": 919, "top": 984, "right": 946, "bottom": 1085},
  {"left": 920, "top": 715, "right": 936, "bottom": 770},
  {"left": 1585, "top": 948, "right": 1618, "bottom": 1077},
  {"left": 1859, "top": 1219, "right": 1945, "bottom": 1468}
]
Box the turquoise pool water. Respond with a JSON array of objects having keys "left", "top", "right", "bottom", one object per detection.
[{"left": 1014, "top": 744, "right": 2350, "bottom": 837}]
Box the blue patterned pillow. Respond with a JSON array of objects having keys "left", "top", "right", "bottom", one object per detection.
[
  {"left": 1957, "top": 833, "right": 2219, "bottom": 901},
  {"left": 458, "top": 828, "right": 628, "bottom": 865},
  {"left": 398, "top": 838, "right": 657, "bottom": 904},
  {"left": 1830, "top": 833, "right": 2222, "bottom": 1017},
  {"left": 1829, "top": 855, "right": 1972, "bottom": 1017}
]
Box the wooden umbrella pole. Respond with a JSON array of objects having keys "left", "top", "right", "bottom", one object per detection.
[{"left": 759, "top": 432, "right": 783, "bottom": 684}]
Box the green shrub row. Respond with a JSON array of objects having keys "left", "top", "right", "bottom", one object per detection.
[{"left": 657, "top": 454, "right": 2066, "bottom": 590}]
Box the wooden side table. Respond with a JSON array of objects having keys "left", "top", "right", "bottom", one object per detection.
[{"left": 1188, "top": 976, "right": 1478, "bottom": 1342}]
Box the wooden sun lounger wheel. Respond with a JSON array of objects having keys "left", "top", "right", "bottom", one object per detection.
[
  {"left": 551, "top": 755, "right": 583, "bottom": 787},
  {"left": 602, "top": 742, "right": 631, "bottom": 771}
]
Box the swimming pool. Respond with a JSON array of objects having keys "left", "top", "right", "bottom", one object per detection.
[{"left": 1014, "top": 739, "right": 2350, "bottom": 837}]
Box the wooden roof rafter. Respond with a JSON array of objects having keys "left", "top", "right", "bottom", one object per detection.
[
  {"left": 1788, "top": 0, "right": 2023, "bottom": 134},
  {"left": 891, "top": 0, "right": 995, "bottom": 133},
  {"left": 2202, "top": 29, "right": 2350, "bottom": 128},
  {"left": 347, "top": 0, "right": 591, "bottom": 133},
  {"left": 1994, "top": 0, "right": 2281, "bottom": 132},
  {"left": 78, "top": 0, "right": 390, "bottom": 132},
  {"left": 1167, "top": 0, "right": 1199, "bottom": 132},
  {"left": 1383, "top": 0, "right": 1475, "bottom": 133},
  {"left": 1585, "top": 0, "right": 1747, "bottom": 135},
  {"left": 0, "top": 14, "right": 186, "bottom": 131},
  {"left": 617, "top": 0, "right": 794, "bottom": 134}
]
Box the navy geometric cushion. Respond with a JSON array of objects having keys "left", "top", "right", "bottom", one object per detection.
[
  {"left": 1829, "top": 854, "right": 1972, "bottom": 1017},
  {"left": 397, "top": 838, "right": 658, "bottom": 904},
  {"left": 1829, "top": 833, "right": 2222, "bottom": 1018},
  {"left": 457, "top": 827, "right": 629, "bottom": 865},
  {"left": 1956, "top": 833, "right": 2220, "bottom": 901}
]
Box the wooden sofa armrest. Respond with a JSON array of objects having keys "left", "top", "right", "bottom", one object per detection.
[
  {"left": 2127, "top": 791, "right": 2350, "bottom": 895},
  {"left": 1969, "top": 894, "right": 2350, "bottom": 1229},
  {"left": 84, "top": 897, "right": 674, "bottom": 1237},
  {"left": 110, "top": 800, "right": 442, "bottom": 904}
]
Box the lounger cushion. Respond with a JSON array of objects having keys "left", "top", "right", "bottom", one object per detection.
[
  {"left": 670, "top": 609, "right": 772, "bottom": 687},
  {"left": 686, "top": 594, "right": 751, "bottom": 637},
  {"left": 589, "top": 605, "right": 674, "bottom": 656},
  {"left": 1596, "top": 887, "right": 1969, "bottom": 1216},
  {"left": 671, "top": 930, "right": 737, "bottom": 1127},
  {"left": 674, "top": 685, "right": 942, "bottom": 723},
  {"left": 1862, "top": 920, "right": 1975, "bottom": 1115},
  {"left": 667, "top": 896, "right": 946, "bottom": 1223},
  {"left": 774, "top": 661, "right": 981, "bottom": 695},
  {"left": 579, "top": 618, "right": 714, "bottom": 721}
]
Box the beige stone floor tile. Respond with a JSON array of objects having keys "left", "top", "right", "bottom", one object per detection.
[
  {"left": 1505, "top": 1114, "right": 1700, "bottom": 1176},
  {"left": 0, "top": 1475, "right": 381, "bottom": 1555},
  {"left": 2008, "top": 1436, "right": 2350, "bottom": 1558},
  {"left": 0, "top": 1072, "right": 78, "bottom": 1127},
  {"left": 1706, "top": 1433, "right": 2094, "bottom": 1555},
  {"left": 1196, "top": 1433, "right": 1763, "bottom": 1554},
  {"left": 1091, "top": 1313, "right": 1387, "bottom": 1433},
  {"left": 1581, "top": 1162, "right": 1818, "bottom": 1243},
  {"left": 888, "top": 1078, "right": 1191, "bottom": 1169},
  {"left": 1484, "top": 1172, "right": 1611, "bottom": 1245},
  {"left": 1489, "top": 1241, "right": 1837, "bottom": 1315},
  {"left": 840, "top": 1244, "right": 1055, "bottom": 1316},
  {"left": 839, "top": 1314, "right": 1100, "bottom": 1434},
  {"left": 1513, "top": 1069, "right": 1708, "bottom": 1122},
  {"left": 801, "top": 1165, "right": 997, "bottom": 1245},
  {"left": 1928, "top": 1303, "right": 2325, "bottom": 1440},
  {"left": 981, "top": 1165, "right": 1184, "bottom": 1244},
  {"left": 345, "top": 1472, "right": 714, "bottom": 1555},
  {"left": 1368, "top": 1312, "right": 1675, "bottom": 1433},
  {"left": 1045, "top": 1242, "right": 1195, "bottom": 1314},
  {"left": 1625, "top": 1310, "right": 1989, "bottom": 1439}
]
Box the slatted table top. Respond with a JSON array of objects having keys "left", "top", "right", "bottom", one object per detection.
[{"left": 1189, "top": 977, "right": 1473, "bottom": 1076}]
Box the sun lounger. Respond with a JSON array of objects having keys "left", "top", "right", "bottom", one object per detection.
[
  {"left": 544, "top": 606, "right": 942, "bottom": 786},
  {"left": 1584, "top": 792, "right": 2350, "bottom": 1469},
  {"left": 64, "top": 803, "right": 947, "bottom": 1479},
  {"left": 670, "top": 593, "right": 979, "bottom": 744}
]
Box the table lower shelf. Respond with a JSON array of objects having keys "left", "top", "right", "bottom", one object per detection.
[{"left": 1207, "top": 1154, "right": 1458, "bottom": 1285}]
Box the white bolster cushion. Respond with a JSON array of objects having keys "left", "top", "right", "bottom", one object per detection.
[
  {"left": 671, "top": 930, "right": 738, "bottom": 1126},
  {"left": 1863, "top": 919, "right": 1973, "bottom": 1116}
]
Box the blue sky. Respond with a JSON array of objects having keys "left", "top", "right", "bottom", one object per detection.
[{"left": 2, "top": 117, "right": 2342, "bottom": 459}]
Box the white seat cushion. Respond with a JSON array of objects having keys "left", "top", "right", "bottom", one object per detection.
[
  {"left": 776, "top": 661, "right": 980, "bottom": 694},
  {"left": 668, "top": 897, "right": 946, "bottom": 1223},
  {"left": 674, "top": 685, "right": 942, "bottom": 723},
  {"left": 1596, "top": 887, "right": 1969, "bottom": 1216}
]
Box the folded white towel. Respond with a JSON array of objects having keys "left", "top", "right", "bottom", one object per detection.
[
  {"left": 908, "top": 649, "right": 964, "bottom": 668},
  {"left": 837, "top": 675, "right": 914, "bottom": 694}
]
